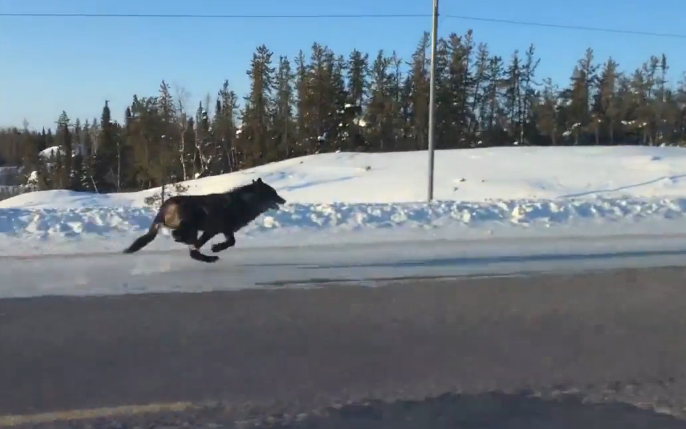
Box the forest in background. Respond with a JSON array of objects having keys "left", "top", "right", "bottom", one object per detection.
[{"left": 1, "top": 29, "right": 685, "bottom": 195}]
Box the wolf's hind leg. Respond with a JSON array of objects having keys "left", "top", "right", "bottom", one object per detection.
[
  {"left": 211, "top": 232, "right": 236, "bottom": 253},
  {"left": 172, "top": 225, "right": 197, "bottom": 244},
  {"left": 188, "top": 230, "right": 219, "bottom": 263}
]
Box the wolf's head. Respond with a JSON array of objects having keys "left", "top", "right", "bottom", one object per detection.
[{"left": 248, "top": 177, "right": 287, "bottom": 211}]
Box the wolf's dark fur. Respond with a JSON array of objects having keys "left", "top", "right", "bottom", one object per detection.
[{"left": 123, "top": 178, "right": 287, "bottom": 263}]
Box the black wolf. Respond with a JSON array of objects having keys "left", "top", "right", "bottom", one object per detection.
[{"left": 122, "top": 178, "right": 287, "bottom": 263}]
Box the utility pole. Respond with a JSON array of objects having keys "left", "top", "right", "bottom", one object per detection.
[{"left": 427, "top": 0, "right": 439, "bottom": 202}]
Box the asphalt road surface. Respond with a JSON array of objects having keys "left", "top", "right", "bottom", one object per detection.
[{"left": 4, "top": 266, "right": 686, "bottom": 428}]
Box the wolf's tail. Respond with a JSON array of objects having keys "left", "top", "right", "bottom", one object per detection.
[{"left": 123, "top": 210, "right": 164, "bottom": 254}]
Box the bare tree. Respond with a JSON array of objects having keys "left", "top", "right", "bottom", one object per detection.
[{"left": 173, "top": 83, "right": 192, "bottom": 181}]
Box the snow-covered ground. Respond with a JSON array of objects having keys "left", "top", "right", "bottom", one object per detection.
[
  {"left": 4, "top": 234, "right": 686, "bottom": 298},
  {"left": 3, "top": 145, "right": 686, "bottom": 257},
  {"left": 3, "top": 145, "right": 686, "bottom": 297}
]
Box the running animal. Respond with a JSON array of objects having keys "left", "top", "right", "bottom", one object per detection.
[{"left": 122, "top": 178, "right": 287, "bottom": 263}]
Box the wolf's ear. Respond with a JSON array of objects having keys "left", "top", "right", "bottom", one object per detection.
[{"left": 256, "top": 177, "right": 263, "bottom": 183}]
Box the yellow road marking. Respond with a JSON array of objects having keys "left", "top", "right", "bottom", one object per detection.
[{"left": 0, "top": 401, "right": 208, "bottom": 427}]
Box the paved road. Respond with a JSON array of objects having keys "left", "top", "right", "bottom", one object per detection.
[{"left": 3, "top": 266, "right": 686, "bottom": 428}]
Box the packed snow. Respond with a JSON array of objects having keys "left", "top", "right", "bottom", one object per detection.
[
  {"left": 3, "top": 145, "right": 686, "bottom": 257},
  {"left": 5, "top": 234, "right": 686, "bottom": 298}
]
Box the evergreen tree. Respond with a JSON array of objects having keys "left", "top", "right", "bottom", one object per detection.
[
  {"left": 216, "top": 80, "right": 239, "bottom": 173},
  {"left": 55, "top": 111, "right": 72, "bottom": 189},
  {"left": 92, "top": 101, "right": 117, "bottom": 192},
  {"left": 273, "top": 55, "right": 295, "bottom": 159},
  {"left": 241, "top": 44, "right": 275, "bottom": 167},
  {"left": 4, "top": 29, "right": 686, "bottom": 196}
]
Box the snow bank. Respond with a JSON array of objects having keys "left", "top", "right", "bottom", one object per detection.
[{"left": 3, "top": 145, "right": 686, "bottom": 256}]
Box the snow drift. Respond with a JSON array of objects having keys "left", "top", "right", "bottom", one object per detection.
[{"left": 3, "top": 145, "right": 686, "bottom": 256}]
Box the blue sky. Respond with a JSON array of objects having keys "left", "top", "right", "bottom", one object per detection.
[{"left": 1, "top": 0, "right": 684, "bottom": 129}]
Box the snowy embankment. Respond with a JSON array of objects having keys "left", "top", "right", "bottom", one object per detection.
[{"left": 3, "top": 145, "right": 686, "bottom": 256}]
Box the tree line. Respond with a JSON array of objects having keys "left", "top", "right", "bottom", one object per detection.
[{"left": 1, "top": 29, "right": 685, "bottom": 194}]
